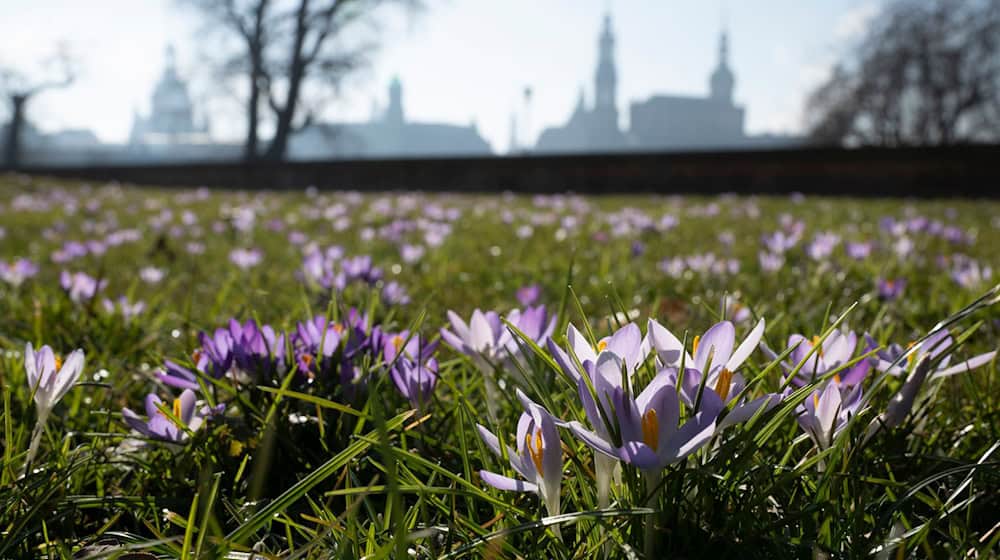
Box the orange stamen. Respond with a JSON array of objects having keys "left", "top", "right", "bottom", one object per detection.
[
  {"left": 525, "top": 430, "right": 545, "bottom": 475},
  {"left": 692, "top": 335, "right": 701, "bottom": 356},
  {"left": 812, "top": 336, "right": 824, "bottom": 357},
  {"left": 641, "top": 409, "right": 659, "bottom": 451},
  {"left": 715, "top": 368, "right": 734, "bottom": 401}
]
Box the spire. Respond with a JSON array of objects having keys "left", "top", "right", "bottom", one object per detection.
[
  {"left": 386, "top": 76, "right": 404, "bottom": 125},
  {"left": 594, "top": 12, "right": 617, "bottom": 111},
  {"left": 719, "top": 31, "right": 729, "bottom": 67},
  {"left": 165, "top": 44, "right": 177, "bottom": 75},
  {"left": 709, "top": 29, "right": 735, "bottom": 104}
]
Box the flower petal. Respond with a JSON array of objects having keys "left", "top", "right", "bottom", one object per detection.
[
  {"left": 725, "top": 318, "right": 765, "bottom": 372},
  {"left": 695, "top": 322, "right": 735, "bottom": 376},
  {"left": 647, "top": 318, "right": 691, "bottom": 368},
  {"left": 932, "top": 351, "right": 996, "bottom": 379},
  {"left": 479, "top": 470, "right": 538, "bottom": 493}
]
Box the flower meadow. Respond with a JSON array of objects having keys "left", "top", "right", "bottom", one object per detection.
[{"left": 1, "top": 174, "right": 999, "bottom": 558}]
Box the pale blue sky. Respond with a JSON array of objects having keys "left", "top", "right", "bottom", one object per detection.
[{"left": 0, "top": 0, "right": 883, "bottom": 152}]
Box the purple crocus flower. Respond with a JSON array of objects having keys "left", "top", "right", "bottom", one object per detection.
[
  {"left": 382, "top": 330, "right": 438, "bottom": 366},
  {"left": 195, "top": 328, "right": 234, "bottom": 379},
  {"left": 60, "top": 271, "right": 106, "bottom": 303},
  {"left": 876, "top": 278, "right": 906, "bottom": 301},
  {"left": 390, "top": 357, "right": 439, "bottom": 411},
  {"left": 341, "top": 255, "right": 382, "bottom": 284},
  {"left": 292, "top": 316, "right": 344, "bottom": 379},
  {"left": 869, "top": 329, "right": 996, "bottom": 380},
  {"left": 796, "top": 380, "right": 864, "bottom": 451},
  {"left": 156, "top": 360, "right": 201, "bottom": 391},
  {"left": 400, "top": 244, "right": 425, "bottom": 264},
  {"left": 440, "top": 306, "right": 556, "bottom": 373},
  {"left": 758, "top": 251, "right": 785, "bottom": 272},
  {"left": 122, "top": 389, "right": 222, "bottom": 443},
  {"left": 228, "top": 319, "right": 286, "bottom": 380},
  {"left": 229, "top": 248, "right": 262, "bottom": 269},
  {"left": 765, "top": 328, "right": 872, "bottom": 388},
  {"left": 516, "top": 284, "right": 542, "bottom": 307},
  {"left": 101, "top": 296, "right": 146, "bottom": 322},
  {"left": 477, "top": 390, "right": 562, "bottom": 520},
  {"left": 846, "top": 241, "right": 873, "bottom": 260},
  {"left": 567, "top": 356, "right": 721, "bottom": 473},
  {"left": 381, "top": 281, "right": 411, "bottom": 305},
  {"left": 0, "top": 258, "right": 39, "bottom": 287},
  {"left": 648, "top": 318, "right": 781, "bottom": 429}
]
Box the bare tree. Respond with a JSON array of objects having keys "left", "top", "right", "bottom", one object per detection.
[
  {"left": 1, "top": 48, "right": 75, "bottom": 169},
  {"left": 184, "top": 0, "right": 419, "bottom": 162},
  {"left": 806, "top": 0, "right": 1000, "bottom": 147}
]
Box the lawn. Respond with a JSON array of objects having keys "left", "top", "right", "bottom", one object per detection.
[{"left": 1, "top": 174, "right": 998, "bottom": 558}]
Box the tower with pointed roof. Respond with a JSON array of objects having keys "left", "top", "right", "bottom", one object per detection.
[
  {"left": 709, "top": 31, "right": 735, "bottom": 104},
  {"left": 594, "top": 14, "right": 617, "bottom": 112}
]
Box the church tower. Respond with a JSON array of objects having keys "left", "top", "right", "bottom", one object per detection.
[
  {"left": 386, "top": 76, "right": 405, "bottom": 126},
  {"left": 594, "top": 13, "right": 617, "bottom": 113},
  {"left": 709, "top": 31, "right": 735, "bottom": 104}
]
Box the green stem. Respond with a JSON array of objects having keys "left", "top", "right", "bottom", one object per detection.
[
  {"left": 24, "top": 408, "right": 50, "bottom": 475},
  {"left": 643, "top": 470, "right": 662, "bottom": 558}
]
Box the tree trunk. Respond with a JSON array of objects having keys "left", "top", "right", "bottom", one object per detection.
[
  {"left": 3, "top": 94, "right": 27, "bottom": 170},
  {"left": 263, "top": 0, "right": 309, "bottom": 162},
  {"left": 244, "top": 55, "right": 261, "bottom": 161}
]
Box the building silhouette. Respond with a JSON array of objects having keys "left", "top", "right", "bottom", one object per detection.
[
  {"left": 536, "top": 14, "right": 800, "bottom": 153},
  {"left": 536, "top": 14, "right": 628, "bottom": 152},
  {"left": 290, "top": 77, "right": 492, "bottom": 159},
  {"left": 126, "top": 46, "right": 238, "bottom": 161}
]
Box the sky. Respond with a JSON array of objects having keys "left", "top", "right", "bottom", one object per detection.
[{"left": 0, "top": 0, "right": 884, "bottom": 153}]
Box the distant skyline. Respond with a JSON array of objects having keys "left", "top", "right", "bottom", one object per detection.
[{"left": 0, "top": 0, "right": 884, "bottom": 152}]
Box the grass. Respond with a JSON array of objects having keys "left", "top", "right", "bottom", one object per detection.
[{"left": 1, "top": 173, "right": 999, "bottom": 558}]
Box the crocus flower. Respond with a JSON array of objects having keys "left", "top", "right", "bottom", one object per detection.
[
  {"left": 648, "top": 318, "right": 779, "bottom": 428},
  {"left": 547, "top": 322, "right": 648, "bottom": 505},
  {"left": 229, "top": 248, "right": 262, "bottom": 269},
  {"left": 341, "top": 255, "right": 382, "bottom": 284},
  {"left": 876, "top": 278, "right": 905, "bottom": 301},
  {"left": 723, "top": 295, "right": 752, "bottom": 324},
  {"left": 758, "top": 251, "right": 785, "bottom": 272},
  {"left": 139, "top": 266, "right": 165, "bottom": 284},
  {"left": 0, "top": 258, "right": 39, "bottom": 287},
  {"left": 23, "top": 343, "right": 85, "bottom": 469},
  {"left": 477, "top": 390, "right": 562, "bottom": 520},
  {"left": 846, "top": 241, "right": 873, "bottom": 260},
  {"left": 60, "top": 271, "right": 106, "bottom": 303},
  {"left": 122, "top": 389, "right": 221, "bottom": 443},
  {"left": 381, "top": 281, "right": 411, "bottom": 305},
  {"left": 549, "top": 322, "right": 648, "bottom": 384},
  {"left": 796, "top": 380, "right": 864, "bottom": 451},
  {"left": 863, "top": 329, "right": 996, "bottom": 438},
  {"left": 156, "top": 360, "right": 201, "bottom": 391},
  {"left": 195, "top": 328, "right": 235, "bottom": 379},
  {"left": 766, "top": 328, "right": 871, "bottom": 388},
  {"left": 390, "top": 357, "right": 438, "bottom": 411},
  {"left": 516, "top": 284, "right": 542, "bottom": 307},
  {"left": 440, "top": 306, "right": 556, "bottom": 374},
  {"left": 25, "top": 342, "right": 85, "bottom": 415},
  {"left": 101, "top": 296, "right": 146, "bottom": 322},
  {"left": 869, "top": 329, "right": 996, "bottom": 380},
  {"left": 567, "top": 354, "right": 721, "bottom": 473},
  {"left": 229, "top": 319, "right": 287, "bottom": 380}
]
